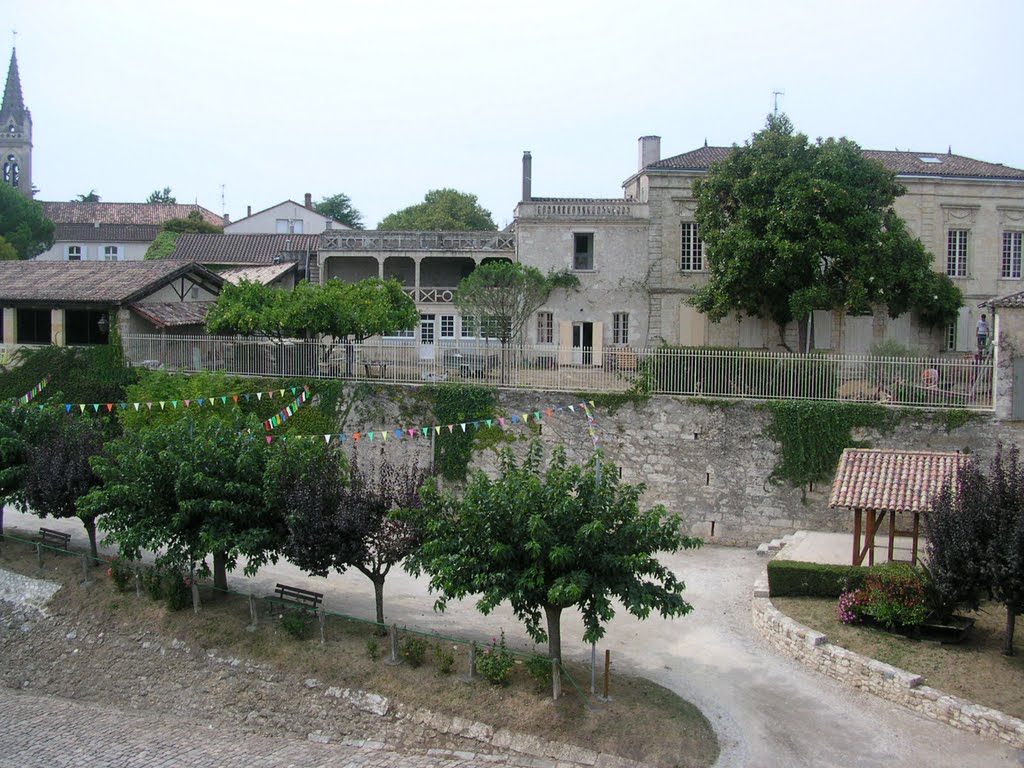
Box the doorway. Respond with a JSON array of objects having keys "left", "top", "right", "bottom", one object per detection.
[
  {"left": 419, "top": 314, "right": 435, "bottom": 361},
  {"left": 572, "top": 321, "right": 593, "bottom": 365}
]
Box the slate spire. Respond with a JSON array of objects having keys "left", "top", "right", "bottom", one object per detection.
[{"left": 0, "top": 48, "right": 25, "bottom": 123}]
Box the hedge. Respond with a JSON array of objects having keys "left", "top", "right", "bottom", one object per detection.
[{"left": 766, "top": 559, "right": 868, "bottom": 598}]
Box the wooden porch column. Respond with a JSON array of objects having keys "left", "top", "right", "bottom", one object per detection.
[
  {"left": 413, "top": 258, "right": 421, "bottom": 302},
  {"left": 912, "top": 513, "right": 920, "bottom": 565},
  {"left": 50, "top": 308, "right": 65, "bottom": 346},
  {"left": 852, "top": 508, "right": 862, "bottom": 566},
  {"left": 2, "top": 307, "right": 15, "bottom": 346},
  {"left": 887, "top": 511, "right": 896, "bottom": 562}
]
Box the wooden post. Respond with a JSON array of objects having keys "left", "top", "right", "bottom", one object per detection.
[
  {"left": 135, "top": 570, "right": 141, "bottom": 598},
  {"left": 551, "top": 658, "right": 561, "bottom": 701},
  {"left": 36, "top": 542, "right": 42, "bottom": 570},
  {"left": 887, "top": 511, "right": 895, "bottom": 562},
  {"left": 80, "top": 554, "right": 89, "bottom": 586},
  {"left": 912, "top": 512, "right": 920, "bottom": 565},
  {"left": 466, "top": 641, "right": 476, "bottom": 682},
  {"left": 852, "top": 509, "right": 861, "bottom": 565},
  {"left": 248, "top": 593, "right": 258, "bottom": 628},
  {"left": 191, "top": 581, "right": 200, "bottom": 613},
  {"left": 318, "top": 608, "right": 326, "bottom": 646},
  {"left": 602, "top": 649, "right": 611, "bottom": 700},
  {"left": 386, "top": 624, "right": 401, "bottom": 665}
]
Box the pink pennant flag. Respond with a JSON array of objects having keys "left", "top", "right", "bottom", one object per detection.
[
  {"left": 498, "top": 417, "right": 506, "bottom": 427},
  {"left": 447, "top": 424, "right": 454, "bottom": 433},
  {"left": 184, "top": 400, "right": 190, "bottom": 407},
  {"left": 266, "top": 436, "right": 272, "bottom": 444},
  {"left": 408, "top": 428, "right": 416, "bottom": 437}
]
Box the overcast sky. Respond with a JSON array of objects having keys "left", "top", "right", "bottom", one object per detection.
[{"left": 5, "top": 0, "right": 1023, "bottom": 227}]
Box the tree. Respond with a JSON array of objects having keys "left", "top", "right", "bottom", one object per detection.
[
  {"left": 927, "top": 444, "right": 1024, "bottom": 656},
  {"left": 0, "top": 183, "right": 54, "bottom": 259},
  {"left": 205, "top": 280, "right": 296, "bottom": 343},
  {"left": 277, "top": 444, "right": 425, "bottom": 629},
  {"left": 0, "top": 404, "right": 48, "bottom": 537},
  {"left": 454, "top": 261, "right": 578, "bottom": 381},
  {"left": 76, "top": 190, "right": 100, "bottom": 202},
  {"left": 314, "top": 192, "right": 364, "bottom": 229},
  {"left": 23, "top": 415, "right": 106, "bottom": 560},
  {"left": 0, "top": 235, "right": 17, "bottom": 261},
  {"left": 404, "top": 441, "right": 701, "bottom": 662},
  {"left": 692, "top": 114, "right": 962, "bottom": 348},
  {"left": 146, "top": 187, "right": 176, "bottom": 204},
  {"left": 161, "top": 210, "right": 222, "bottom": 234},
  {"left": 378, "top": 188, "right": 496, "bottom": 231},
  {"left": 84, "top": 410, "right": 283, "bottom": 590}
]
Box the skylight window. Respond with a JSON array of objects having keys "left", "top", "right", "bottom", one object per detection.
[{"left": 919, "top": 156, "right": 943, "bottom": 164}]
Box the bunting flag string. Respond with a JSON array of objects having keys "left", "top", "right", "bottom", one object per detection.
[
  {"left": 265, "top": 399, "right": 598, "bottom": 445},
  {"left": 263, "top": 387, "right": 311, "bottom": 431},
  {"left": 14, "top": 376, "right": 49, "bottom": 406},
  {"left": 53, "top": 384, "right": 312, "bottom": 417}
]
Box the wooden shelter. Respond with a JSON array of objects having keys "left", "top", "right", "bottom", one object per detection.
[{"left": 829, "top": 448, "right": 968, "bottom": 566}]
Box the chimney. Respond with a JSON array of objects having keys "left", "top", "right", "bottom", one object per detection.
[
  {"left": 222, "top": 213, "right": 230, "bottom": 225},
  {"left": 638, "top": 135, "right": 661, "bottom": 171},
  {"left": 304, "top": 192, "right": 312, "bottom": 210},
  {"left": 522, "top": 151, "right": 532, "bottom": 202},
  {"left": 246, "top": 205, "right": 252, "bottom": 217}
]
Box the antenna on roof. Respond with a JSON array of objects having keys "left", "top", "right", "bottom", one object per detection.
[
  {"left": 220, "top": 184, "right": 226, "bottom": 215},
  {"left": 11, "top": 29, "right": 16, "bottom": 47},
  {"left": 704, "top": 138, "right": 708, "bottom": 147},
  {"left": 772, "top": 90, "right": 785, "bottom": 115},
  {"left": 948, "top": 145, "right": 952, "bottom": 155}
]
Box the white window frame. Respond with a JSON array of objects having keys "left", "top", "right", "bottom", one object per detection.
[
  {"left": 613, "top": 312, "right": 629, "bottom": 346},
  {"left": 460, "top": 315, "right": 477, "bottom": 338},
  {"left": 1002, "top": 231, "right": 1023, "bottom": 280},
  {"left": 65, "top": 245, "right": 83, "bottom": 261},
  {"left": 440, "top": 314, "right": 455, "bottom": 338},
  {"left": 536, "top": 311, "right": 554, "bottom": 344},
  {"left": 946, "top": 229, "right": 969, "bottom": 277},
  {"left": 680, "top": 222, "right": 704, "bottom": 272},
  {"left": 102, "top": 245, "right": 120, "bottom": 262},
  {"left": 573, "top": 232, "right": 594, "bottom": 271}
]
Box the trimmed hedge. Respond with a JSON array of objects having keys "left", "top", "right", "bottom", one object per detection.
[{"left": 767, "top": 559, "right": 868, "bottom": 598}]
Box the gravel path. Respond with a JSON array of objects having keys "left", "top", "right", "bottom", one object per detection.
[{"left": 2, "top": 510, "right": 1021, "bottom": 767}]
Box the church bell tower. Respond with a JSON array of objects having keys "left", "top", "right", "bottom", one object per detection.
[{"left": 0, "top": 49, "right": 32, "bottom": 197}]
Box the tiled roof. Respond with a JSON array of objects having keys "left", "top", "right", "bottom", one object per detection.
[
  {"left": 0, "top": 261, "right": 222, "bottom": 305},
  {"left": 54, "top": 224, "right": 162, "bottom": 243},
  {"left": 646, "top": 145, "right": 1024, "bottom": 180},
  {"left": 130, "top": 301, "right": 214, "bottom": 328},
  {"left": 829, "top": 448, "right": 969, "bottom": 513},
  {"left": 986, "top": 290, "right": 1024, "bottom": 308},
  {"left": 40, "top": 202, "right": 224, "bottom": 227},
  {"left": 220, "top": 263, "right": 297, "bottom": 285},
  {"left": 167, "top": 233, "right": 319, "bottom": 264}
]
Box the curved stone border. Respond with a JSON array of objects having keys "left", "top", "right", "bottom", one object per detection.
[{"left": 752, "top": 572, "right": 1024, "bottom": 749}]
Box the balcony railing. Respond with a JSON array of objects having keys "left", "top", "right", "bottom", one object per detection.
[
  {"left": 118, "top": 334, "right": 995, "bottom": 411},
  {"left": 321, "top": 232, "right": 515, "bottom": 252},
  {"left": 401, "top": 286, "right": 458, "bottom": 304},
  {"left": 517, "top": 200, "right": 649, "bottom": 220}
]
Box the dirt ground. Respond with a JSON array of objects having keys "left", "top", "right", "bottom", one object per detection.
[
  {"left": 0, "top": 542, "right": 718, "bottom": 768},
  {"left": 772, "top": 596, "right": 1024, "bottom": 718}
]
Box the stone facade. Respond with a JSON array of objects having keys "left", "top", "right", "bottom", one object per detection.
[{"left": 752, "top": 591, "right": 1024, "bottom": 749}]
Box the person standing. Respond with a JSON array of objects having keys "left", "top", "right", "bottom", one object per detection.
[{"left": 976, "top": 314, "right": 990, "bottom": 353}]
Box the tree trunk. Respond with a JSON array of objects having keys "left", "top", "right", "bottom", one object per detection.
[
  {"left": 372, "top": 576, "right": 386, "bottom": 634},
  {"left": 0, "top": 503, "right": 5, "bottom": 538},
  {"left": 544, "top": 604, "right": 563, "bottom": 663},
  {"left": 82, "top": 516, "right": 98, "bottom": 563},
  {"left": 1004, "top": 602, "right": 1017, "bottom": 657},
  {"left": 776, "top": 322, "right": 792, "bottom": 352},
  {"left": 212, "top": 551, "right": 228, "bottom": 592}
]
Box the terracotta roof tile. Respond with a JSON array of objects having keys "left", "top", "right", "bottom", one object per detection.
[
  {"left": 54, "top": 223, "right": 162, "bottom": 243},
  {"left": 829, "top": 448, "right": 969, "bottom": 513},
  {"left": 220, "top": 263, "right": 297, "bottom": 285},
  {"left": 646, "top": 145, "right": 1024, "bottom": 180},
  {"left": 40, "top": 202, "right": 224, "bottom": 227},
  {"left": 0, "top": 261, "right": 222, "bottom": 305},
  {"left": 129, "top": 301, "right": 214, "bottom": 328},
  {"left": 166, "top": 233, "right": 319, "bottom": 264}
]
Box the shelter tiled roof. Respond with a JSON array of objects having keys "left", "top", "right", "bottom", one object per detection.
[
  {"left": 646, "top": 145, "right": 1024, "bottom": 180},
  {"left": 54, "top": 223, "right": 162, "bottom": 243},
  {"left": 167, "top": 233, "right": 319, "bottom": 264},
  {"left": 984, "top": 290, "right": 1024, "bottom": 308},
  {"left": 0, "top": 261, "right": 222, "bottom": 306},
  {"left": 130, "top": 301, "right": 214, "bottom": 328},
  {"left": 40, "top": 202, "right": 224, "bottom": 227},
  {"left": 220, "top": 263, "right": 297, "bottom": 285},
  {"left": 829, "top": 448, "right": 969, "bottom": 513}
]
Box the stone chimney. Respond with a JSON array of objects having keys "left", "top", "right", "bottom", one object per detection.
[
  {"left": 222, "top": 213, "right": 230, "bottom": 225},
  {"left": 246, "top": 205, "right": 252, "bottom": 217},
  {"left": 522, "top": 151, "right": 532, "bottom": 202},
  {"left": 304, "top": 192, "right": 312, "bottom": 210},
  {"left": 638, "top": 136, "right": 661, "bottom": 171}
]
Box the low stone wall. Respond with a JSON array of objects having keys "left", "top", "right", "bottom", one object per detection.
[{"left": 752, "top": 588, "right": 1024, "bottom": 749}]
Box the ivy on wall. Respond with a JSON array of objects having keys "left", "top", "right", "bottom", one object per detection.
[
  {"left": 764, "top": 401, "right": 900, "bottom": 488},
  {"left": 430, "top": 382, "right": 498, "bottom": 481}
]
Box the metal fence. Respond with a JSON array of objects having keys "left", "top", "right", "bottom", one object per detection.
[{"left": 119, "top": 333, "right": 995, "bottom": 411}]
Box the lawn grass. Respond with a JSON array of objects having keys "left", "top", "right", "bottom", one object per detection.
[{"left": 773, "top": 595, "right": 1024, "bottom": 719}]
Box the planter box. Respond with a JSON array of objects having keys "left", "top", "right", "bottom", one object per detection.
[{"left": 913, "top": 615, "right": 976, "bottom": 644}]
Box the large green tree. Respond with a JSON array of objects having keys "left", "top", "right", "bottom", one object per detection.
[
  {"left": 314, "top": 192, "right": 364, "bottom": 229},
  {"left": 75, "top": 190, "right": 100, "bottom": 202},
  {"left": 0, "top": 184, "right": 54, "bottom": 259},
  {"left": 378, "top": 188, "right": 496, "bottom": 231},
  {"left": 692, "top": 114, "right": 961, "bottom": 348},
  {"left": 146, "top": 187, "right": 176, "bottom": 204},
  {"left": 404, "top": 441, "right": 701, "bottom": 662}
]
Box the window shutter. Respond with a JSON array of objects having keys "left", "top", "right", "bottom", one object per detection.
[
  {"left": 592, "top": 322, "right": 604, "bottom": 367},
  {"left": 956, "top": 306, "right": 973, "bottom": 352},
  {"left": 679, "top": 304, "right": 707, "bottom": 347},
  {"left": 558, "top": 321, "right": 572, "bottom": 365}
]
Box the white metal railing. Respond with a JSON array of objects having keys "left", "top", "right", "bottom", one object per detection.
[{"left": 118, "top": 335, "right": 995, "bottom": 410}]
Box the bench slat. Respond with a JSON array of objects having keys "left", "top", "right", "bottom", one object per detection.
[
  {"left": 273, "top": 583, "right": 323, "bottom": 610},
  {"left": 39, "top": 528, "right": 71, "bottom": 549}
]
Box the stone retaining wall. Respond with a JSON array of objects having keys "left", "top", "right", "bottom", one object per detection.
[{"left": 752, "top": 588, "right": 1024, "bottom": 749}]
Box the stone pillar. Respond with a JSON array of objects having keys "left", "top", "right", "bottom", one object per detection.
[
  {"left": 378, "top": 256, "right": 384, "bottom": 280},
  {"left": 413, "top": 258, "right": 421, "bottom": 300},
  {"left": 522, "top": 151, "right": 532, "bottom": 201},
  {"left": 2, "top": 307, "right": 15, "bottom": 346},
  {"left": 50, "top": 308, "right": 65, "bottom": 346},
  {"left": 994, "top": 311, "right": 1016, "bottom": 420}
]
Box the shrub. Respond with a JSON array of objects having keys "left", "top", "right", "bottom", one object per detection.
[
  {"left": 401, "top": 634, "right": 428, "bottom": 667},
  {"left": 476, "top": 631, "right": 515, "bottom": 686},
  {"left": 524, "top": 653, "right": 552, "bottom": 690},
  {"left": 163, "top": 570, "right": 192, "bottom": 612},
  {"left": 434, "top": 643, "right": 455, "bottom": 674},
  {"left": 837, "top": 589, "right": 870, "bottom": 624},
  {"left": 280, "top": 610, "right": 313, "bottom": 640},
  {"left": 860, "top": 563, "right": 928, "bottom": 629},
  {"left": 366, "top": 637, "right": 380, "bottom": 661},
  {"left": 767, "top": 560, "right": 868, "bottom": 598},
  {"left": 107, "top": 556, "right": 136, "bottom": 592},
  {"left": 141, "top": 566, "right": 164, "bottom": 601}
]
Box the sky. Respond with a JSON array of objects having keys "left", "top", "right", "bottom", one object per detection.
[{"left": 4, "top": 0, "right": 1023, "bottom": 228}]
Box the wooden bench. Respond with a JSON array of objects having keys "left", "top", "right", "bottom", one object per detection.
[
  {"left": 39, "top": 527, "right": 70, "bottom": 550},
  {"left": 273, "top": 583, "right": 323, "bottom": 612}
]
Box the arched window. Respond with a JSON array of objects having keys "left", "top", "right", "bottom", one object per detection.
[{"left": 3, "top": 155, "right": 19, "bottom": 188}]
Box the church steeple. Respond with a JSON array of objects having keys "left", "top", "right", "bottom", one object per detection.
[{"left": 0, "top": 48, "right": 32, "bottom": 196}]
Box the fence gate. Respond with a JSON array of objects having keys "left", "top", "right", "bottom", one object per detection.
[{"left": 1013, "top": 358, "right": 1024, "bottom": 420}]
